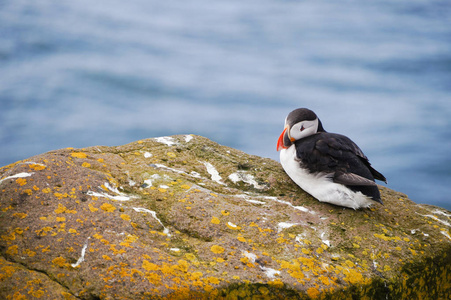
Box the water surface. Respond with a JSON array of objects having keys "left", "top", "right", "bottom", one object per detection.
[{"left": 1, "top": 0, "right": 450, "bottom": 209}]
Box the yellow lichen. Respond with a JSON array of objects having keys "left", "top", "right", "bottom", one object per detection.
[
  {"left": 185, "top": 253, "right": 196, "bottom": 261},
  {"left": 88, "top": 203, "right": 98, "bottom": 212},
  {"left": 206, "top": 276, "right": 220, "bottom": 285},
  {"left": 12, "top": 212, "right": 28, "bottom": 219},
  {"left": 54, "top": 203, "right": 76, "bottom": 214},
  {"left": 120, "top": 234, "right": 139, "bottom": 247},
  {"left": 142, "top": 260, "right": 159, "bottom": 271},
  {"left": 226, "top": 222, "right": 241, "bottom": 230},
  {"left": 82, "top": 162, "right": 91, "bottom": 168},
  {"left": 100, "top": 203, "right": 116, "bottom": 212},
  {"left": 211, "top": 217, "right": 220, "bottom": 225},
  {"left": 307, "top": 287, "right": 320, "bottom": 298},
  {"left": 71, "top": 152, "right": 87, "bottom": 159},
  {"left": 93, "top": 233, "right": 103, "bottom": 239},
  {"left": 374, "top": 233, "right": 391, "bottom": 241},
  {"left": 301, "top": 248, "right": 311, "bottom": 255},
  {"left": 237, "top": 235, "right": 247, "bottom": 242},
  {"left": 167, "top": 152, "right": 177, "bottom": 158},
  {"left": 120, "top": 214, "right": 131, "bottom": 221},
  {"left": 342, "top": 268, "right": 368, "bottom": 285},
  {"left": 191, "top": 271, "right": 203, "bottom": 280},
  {"left": 210, "top": 245, "right": 225, "bottom": 254}
]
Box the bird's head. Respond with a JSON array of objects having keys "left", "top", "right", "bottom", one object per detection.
[{"left": 277, "top": 108, "right": 325, "bottom": 151}]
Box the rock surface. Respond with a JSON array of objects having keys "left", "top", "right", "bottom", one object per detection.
[{"left": 0, "top": 135, "right": 450, "bottom": 299}]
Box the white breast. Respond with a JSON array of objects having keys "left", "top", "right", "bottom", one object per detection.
[{"left": 279, "top": 145, "right": 375, "bottom": 209}]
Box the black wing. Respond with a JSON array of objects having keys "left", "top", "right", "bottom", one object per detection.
[{"left": 295, "top": 132, "right": 386, "bottom": 202}]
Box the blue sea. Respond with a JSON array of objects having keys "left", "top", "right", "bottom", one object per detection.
[{"left": 1, "top": 0, "right": 450, "bottom": 210}]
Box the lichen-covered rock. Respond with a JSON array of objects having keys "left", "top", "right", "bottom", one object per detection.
[{"left": 0, "top": 135, "right": 450, "bottom": 299}]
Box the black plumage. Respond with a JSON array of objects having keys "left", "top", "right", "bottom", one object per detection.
[{"left": 294, "top": 131, "right": 386, "bottom": 203}]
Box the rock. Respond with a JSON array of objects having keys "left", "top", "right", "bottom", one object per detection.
[{"left": 0, "top": 135, "right": 450, "bottom": 299}]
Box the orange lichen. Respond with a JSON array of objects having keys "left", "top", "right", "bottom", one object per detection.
[
  {"left": 35, "top": 227, "right": 53, "bottom": 237},
  {"left": 6, "top": 245, "right": 18, "bottom": 255},
  {"left": 22, "top": 189, "right": 33, "bottom": 195},
  {"left": 16, "top": 178, "right": 27, "bottom": 186},
  {"left": 24, "top": 249, "right": 37, "bottom": 257},
  {"left": 54, "top": 203, "right": 76, "bottom": 214},
  {"left": 28, "top": 163, "right": 46, "bottom": 171},
  {"left": 52, "top": 256, "right": 69, "bottom": 268},
  {"left": 1, "top": 265, "right": 16, "bottom": 279}
]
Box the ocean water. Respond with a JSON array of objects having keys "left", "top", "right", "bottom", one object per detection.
[{"left": 1, "top": 0, "right": 450, "bottom": 210}]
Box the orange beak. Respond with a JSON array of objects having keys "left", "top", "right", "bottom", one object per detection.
[{"left": 277, "top": 126, "right": 289, "bottom": 151}]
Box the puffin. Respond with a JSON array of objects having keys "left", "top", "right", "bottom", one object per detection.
[{"left": 276, "top": 108, "right": 387, "bottom": 209}]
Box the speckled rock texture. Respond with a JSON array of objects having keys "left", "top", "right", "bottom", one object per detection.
[{"left": 0, "top": 135, "right": 450, "bottom": 300}]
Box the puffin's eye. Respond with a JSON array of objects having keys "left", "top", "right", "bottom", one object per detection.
[{"left": 300, "top": 125, "right": 305, "bottom": 131}]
